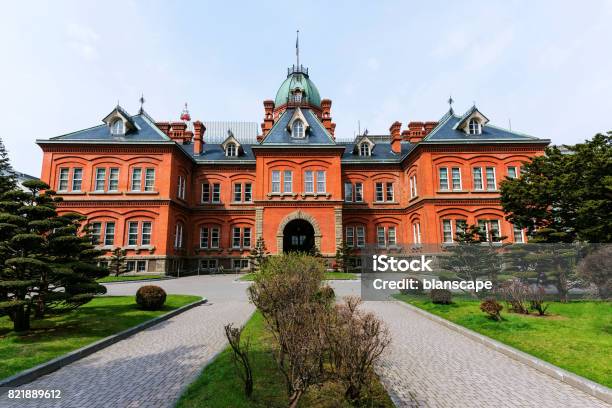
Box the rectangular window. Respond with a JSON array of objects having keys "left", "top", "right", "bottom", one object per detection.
[
  {"left": 104, "top": 222, "right": 115, "bottom": 246},
  {"left": 316, "top": 171, "right": 326, "bottom": 193},
  {"left": 108, "top": 168, "right": 119, "bottom": 191},
  {"left": 413, "top": 223, "right": 422, "bottom": 244},
  {"left": 355, "top": 183, "right": 363, "bottom": 202},
  {"left": 478, "top": 219, "right": 501, "bottom": 242},
  {"left": 388, "top": 227, "right": 396, "bottom": 246},
  {"left": 131, "top": 168, "right": 142, "bottom": 191},
  {"left": 283, "top": 170, "right": 293, "bottom": 193},
  {"left": 451, "top": 167, "right": 462, "bottom": 190},
  {"left": 141, "top": 222, "right": 152, "bottom": 246},
  {"left": 507, "top": 166, "right": 518, "bottom": 179},
  {"left": 211, "top": 227, "right": 220, "bottom": 248},
  {"left": 356, "top": 226, "right": 365, "bottom": 247},
  {"left": 90, "top": 222, "right": 102, "bottom": 245},
  {"left": 200, "top": 227, "right": 209, "bottom": 248},
  {"left": 271, "top": 170, "right": 281, "bottom": 193},
  {"left": 58, "top": 168, "right": 69, "bottom": 191},
  {"left": 244, "top": 183, "right": 252, "bottom": 202},
  {"left": 127, "top": 221, "right": 139, "bottom": 246},
  {"left": 232, "top": 227, "right": 241, "bottom": 248},
  {"left": 344, "top": 182, "right": 353, "bottom": 202},
  {"left": 202, "top": 184, "right": 210, "bottom": 203},
  {"left": 178, "top": 176, "right": 186, "bottom": 199},
  {"left": 212, "top": 184, "right": 221, "bottom": 203},
  {"left": 455, "top": 219, "right": 467, "bottom": 236},
  {"left": 144, "top": 168, "right": 155, "bottom": 191},
  {"left": 243, "top": 227, "right": 251, "bottom": 248},
  {"left": 346, "top": 226, "right": 355, "bottom": 247},
  {"left": 377, "top": 227, "right": 386, "bottom": 247},
  {"left": 200, "top": 259, "right": 218, "bottom": 270},
  {"left": 304, "top": 170, "right": 314, "bottom": 193},
  {"left": 375, "top": 182, "right": 384, "bottom": 202},
  {"left": 126, "top": 261, "right": 135, "bottom": 272},
  {"left": 174, "top": 224, "right": 183, "bottom": 248},
  {"left": 234, "top": 184, "right": 242, "bottom": 202},
  {"left": 513, "top": 225, "right": 525, "bottom": 243},
  {"left": 136, "top": 260, "right": 147, "bottom": 272},
  {"left": 232, "top": 259, "right": 249, "bottom": 270},
  {"left": 439, "top": 167, "right": 449, "bottom": 190},
  {"left": 442, "top": 219, "right": 453, "bottom": 243},
  {"left": 409, "top": 175, "right": 417, "bottom": 198},
  {"left": 72, "top": 168, "right": 83, "bottom": 191},
  {"left": 385, "top": 183, "right": 394, "bottom": 202},
  {"left": 95, "top": 168, "right": 106, "bottom": 191},
  {"left": 485, "top": 167, "right": 496, "bottom": 190},
  {"left": 473, "top": 167, "right": 483, "bottom": 190}
]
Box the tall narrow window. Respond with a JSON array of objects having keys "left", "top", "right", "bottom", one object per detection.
[
  {"left": 451, "top": 168, "right": 462, "bottom": 190},
  {"left": 232, "top": 227, "right": 241, "bottom": 248},
  {"left": 72, "top": 168, "right": 83, "bottom": 191},
  {"left": 344, "top": 182, "right": 353, "bottom": 202},
  {"left": 177, "top": 176, "right": 186, "bottom": 199},
  {"left": 234, "top": 184, "right": 242, "bottom": 202},
  {"left": 226, "top": 143, "right": 237, "bottom": 157},
  {"left": 478, "top": 220, "right": 501, "bottom": 242},
  {"left": 108, "top": 168, "right": 119, "bottom": 191},
  {"left": 442, "top": 219, "right": 453, "bottom": 243},
  {"left": 95, "top": 168, "right": 106, "bottom": 191},
  {"left": 439, "top": 167, "right": 449, "bottom": 190},
  {"left": 409, "top": 175, "right": 417, "bottom": 198},
  {"left": 104, "top": 222, "right": 115, "bottom": 246},
  {"left": 375, "top": 183, "right": 384, "bottom": 202},
  {"left": 485, "top": 167, "right": 496, "bottom": 190},
  {"left": 377, "top": 227, "right": 386, "bottom": 247},
  {"left": 292, "top": 120, "right": 304, "bottom": 138},
  {"left": 202, "top": 184, "right": 210, "bottom": 203},
  {"left": 507, "top": 166, "right": 518, "bottom": 179},
  {"left": 468, "top": 118, "right": 481, "bottom": 135},
  {"left": 141, "top": 222, "right": 152, "bottom": 245},
  {"left": 212, "top": 184, "right": 221, "bottom": 203},
  {"left": 355, "top": 183, "right": 363, "bottom": 202},
  {"left": 271, "top": 170, "right": 281, "bottom": 193},
  {"left": 316, "top": 171, "right": 326, "bottom": 193},
  {"left": 200, "top": 227, "right": 209, "bottom": 248},
  {"left": 144, "top": 168, "right": 155, "bottom": 191},
  {"left": 413, "top": 223, "right": 422, "bottom": 244},
  {"left": 131, "top": 168, "right": 142, "bottom": 191},
  {"left": 244, "top": 183, "right": 252, "bottom": 202},
  {"left": 90, "top": 222, "right": 102, "bottom": 245},
  {"left": 243, "top": 227, "right": 251, "bottom": 248},
  {"left": 473, "top": 167, "right": 483, "bottom": 190},
  {"left": 385, "top": 183, "right": 394, "bottom": 201},
  {"left": 356, "top": 226, "right": 365, "bottom": 247},
  {"left": 456, "top": 219, "right": 467, "bottom": 237},
  {"left": 211, "top": 227, "right": 220, "bottom": 248},
  {"left": 127, "top": 222, "right": 139, "bottom": 246},
  {"left": 388, "top": 227, "right": 397, "bottom": 246},
  {"left": 359, "top": 143, "right": 370, "bottom": 156},
  {"left": 111, "top": 119, "right": 124, "bottom": 135},
  {"left": 174, "top": 223, "right": 183, "bottom": 248},
  {"left": 513, "top": 225, "right": 525, "bottom": 243},
  {"left": 346, "top": 226, "right": 355, "bottom": 247},
  {"left": 58, "top": 168, "right": 69, "bottom": 191},
  {"left": 283, "top": 170, "right": 293, "bottom": 193},
  {"left": 304, "top": 170, "right": 314, "bottom": 193}
]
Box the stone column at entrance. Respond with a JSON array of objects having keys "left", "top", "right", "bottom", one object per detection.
[
  {"left": 334, "top": 207, "right": 343, "bottom": 248},
  {"left": 255, "top": 206, "right": 264, "bottom": 239}
]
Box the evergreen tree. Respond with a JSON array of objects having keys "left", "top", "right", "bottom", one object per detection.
[
  {"left": 334, "top": 241, "right": 353, "bottom": 273},
  {"left": 109, "top": 247, "right": 127, "bottom": 277},
  {"left": 0, "top": 137, "right": 16, "bottom": 195},
  {"left": 249, "top": 236, "right": 269, "bottom": 273},
  {"left": 0, "top": 180, "right": 108, "bottom": 331}
]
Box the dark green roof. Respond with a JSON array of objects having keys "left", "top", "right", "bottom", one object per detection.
[{"left": 274, "top": 67, "right": 321, "bottom": 108}]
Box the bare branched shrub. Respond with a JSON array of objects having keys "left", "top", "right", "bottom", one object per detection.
[
  {"left": 326, "top": 296, "right": 391, "bottom": 403},
  {"left": 480, "top": 298, "right": 503, "bottom": 321},
  {"left": 527, "top": 286, "right": 549, "bottom": 316},
  {"left": 499, "top": 279, "right": 529, "bottom": 314},
  {"left": 224, "top": 323, "right": 253, "bottom": 397}
]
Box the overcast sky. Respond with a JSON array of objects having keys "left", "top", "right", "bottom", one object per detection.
[{"left": 1, "top": 1, "right": 611, "bottom": 176}]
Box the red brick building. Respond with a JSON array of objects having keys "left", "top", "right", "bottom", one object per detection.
[{"left": 37, "top": 63, "right": 548, "bottom": 274}]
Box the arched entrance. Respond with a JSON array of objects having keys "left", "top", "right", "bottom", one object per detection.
[
  {"left": 283, "top": 219, "right": 315, "bottom": 253},
  {"left": 276, "top": 210, "right": 322, "bottom": 253}
]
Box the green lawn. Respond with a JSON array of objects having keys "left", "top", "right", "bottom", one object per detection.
[
  {"left": 240, "top": 271, "right": 358, "bottom": 281},
  {"left": 97, "top": 274, "right": 165, "bottom": 283},
  {"left": 395, "top": 294, "right": 612, "bottom": 387},
  {"left": 0, "top": 295, "right": 201, "bottom": 380},
  {"left": 177, "top": 311, "right": 393, "bottom": 408}
]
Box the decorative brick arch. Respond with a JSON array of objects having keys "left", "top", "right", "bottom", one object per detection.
[{"left": 276, "top": 210, "right": 322, "bottom": 252}]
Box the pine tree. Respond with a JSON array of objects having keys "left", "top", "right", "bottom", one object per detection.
[
  {"left": 334, "top": 241, "right": 353, "bottom": 272},
  {"left": 109, "top": 247, "right": 127, "bottom": 277},
  {"left": 0, "top": 137, "right": 16, "bottom": 195},
  {"left": 0, "top": 180, "right": 108, "bottom": 331},
  {"left": 249, "top": 236, "right": 269, "bottom": 273}
]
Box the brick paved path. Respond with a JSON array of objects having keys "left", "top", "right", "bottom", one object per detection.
[
  {"left": 361, "top": 300, "right": 610, "bottom": 408},
  {"left": 0, "top": 275, "right": 254, "bottom": 408}
]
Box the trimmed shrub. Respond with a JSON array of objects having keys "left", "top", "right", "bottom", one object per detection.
[
  {"left": 429, "top": 289, "right": 452, "bottom": 304},
  {"left": 135, "top": 285, "right": 167, "bottom": 310},
  {"left": 480, "top": 298, "right": 503, "bottom": 321}
]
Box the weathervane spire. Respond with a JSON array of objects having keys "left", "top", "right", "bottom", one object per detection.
[
  {"left": 296, "top": 30, "right": 300, "bottom": 68},
  {"left": 139, "top": 93, "right": 146, "bottom": 113},
  {"left": 448, "top": 95, "right": 454, "bottom": 114}
]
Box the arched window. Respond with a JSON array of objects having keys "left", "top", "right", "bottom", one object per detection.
[
  {"left": 226, "top": 143, "right": 237, "bottom": 157},
  {"left": 292, "top": 91, "right": 302, "bottom": 103},
  {"left": 359, "top": 143, "right": 371, "bottom": 156},
  {"left": 111, "top": 119, "right": 124, "bottom": 135},
  {"left": 292, "top": 120, "right": 305, "bottom": 138},
  {"left": 468, "top": 118, "right": 481, "bottom": 135}
]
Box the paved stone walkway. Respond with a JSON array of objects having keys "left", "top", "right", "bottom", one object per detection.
[
  {"left": 361, "top": 300, "right": 610, "bottom": 408},
  {"left": 0, "top": 275, "right": 254, "bottom": 408}
]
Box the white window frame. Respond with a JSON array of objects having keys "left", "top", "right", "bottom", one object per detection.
[
  {"left": 141, "top": 221, "right": 152, "bottom": 246},
  {"left": 90, "top": 222, "right": 102, "bottom": 245},
  {"left": 201, "top": 183, "right": 210, "bottom": 203},
  {"left": 409, "top": 175, "right": 417, "bottom": 198},
  {"left": 212, "top": 183, "right": 221, "bottom": 203},
  {"left": 344, "top": 182, "right": 353, "bottom": 202},
  {"left": 178, "top": 175, "right": 186, "bottom": 199},
  {"left": 485, "top": 167, "right": 496, "bottom": 190},
  {"left": 513, "top": 224, "right": 525, "bottom": 243},
  {"left": 442, "top": 219, "right": 453, "bottom": 243},
  {"left": 468, "top": 118, "right": 481, "bottom": 135},
  {"left": 451, "top": 167, "right": 462, "bottom": 190},
  {"left": 439, "top": 167, "right": 449, "bottom": 190},
  {"left": 174, "top": 223, "right": 184, "bottom": 248},
  {"left": 234, "top": 183, "right": 242, "bottom": 202},
  {"left": 359, "top": 143, "right": 370, "bottom": 156},
  {"left": 292, "top": 120, "right": 305, "bottom": 138},
  {"left": 127, "top": 221, "right": 139, "bottom": 246},
  {"left": 507, "top": 166, "right": 518, "bottom": 179},
  {"left": 375, "top": 182, "right": 384, "bottom": 202},
  {"left": 72, "top": 168, "right": 83, "bottom": 191},
  {"left": 304, "top": 170, "right": 314, "bottom": 193},
  {"left": 473, "top": 167, "right": 484, "bottom": 190},
  {"left": 243, "top": 227, "right": 251, "bottom": 248},
  {"left": 108, "top": 168, "right": 119, "bottom": 191},
  {"left": 346, "top": 226, "right": 355, "bottom": 247},
  {"left": 388, "top": 226, "right": 397, "bottom": 246},
  {"left": 130, "top": 168, "right": 142, "bottom": 191},
  {"left": 316, "top": 170, "right": 326, "bottom": 193},
  {"left": 200, "top": 227, "right": 209, "bottom": 248},
  {"left": 226, "top": 143, "right": 237, "bottom": 157},
  {"left": 385, "top": 182, "right": 394, "bottom": 202},
  {"left": 111, "top": 119, "right": 125, "bottom": 135},
  {"left": 356, "top": 226, "right": 365, "bottom": 248},
  {"left": 210, "top": 227, "right": 220, "bottom": 248},
  {"left": 144, "top": 168, "right": 155, "bottom": 192},
  {"left": 58, "top": 168, "right": 69, "bottom": 192},
  {"left": 104, "top": 222, "right": 115, "bottom": 246},
  {"left": 244, "top": 183, "right": 252, "bottom": 202},
  {"left": 271, "top": 170, "right": 281, "bottom": 193},
  {"left": 413, "top": 223, "right": 422, "bottom": 244},
  {"left": 283, "top": 170, "right": 293, "bottom": 193},
  {"left": 377, "top": 226, "right": 386, "bottom": 247},
  {"left": 232, "top": 227, "right": 241, "bottom": 248}
]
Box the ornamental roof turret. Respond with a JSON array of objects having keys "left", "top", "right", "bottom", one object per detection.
[{"left": 274, "top": 65, "right": 322, "bottom": 109}]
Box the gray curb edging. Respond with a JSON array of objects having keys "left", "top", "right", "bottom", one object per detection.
[
  {"left": 0, "top": 298, "right": 207, "bottom": 390},
  {"left": 395, "top": 300, "right": 612, "bottom": 404},
  {"left": 101, "top": 277, "right": 175, "bottom": 285}
]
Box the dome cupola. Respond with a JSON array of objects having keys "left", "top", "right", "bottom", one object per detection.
[{"left": 274, "top": 65, "right": 321, "bottom": 108}]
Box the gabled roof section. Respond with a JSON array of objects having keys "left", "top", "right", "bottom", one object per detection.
[
  {"left": 352, "top": 134, "right": 376, "bottom": 154},
  {"left": 221, "top": 131, "right": 243, "bottom": 155},
  {"left": 259, "top": 108, "right": 336, "bottom": 146},
  {"left": 286, "top": 107, "right": 310, "bottom": 137},
  {"left": 340, "top": 141, "right": 415, "bottom": 163}
]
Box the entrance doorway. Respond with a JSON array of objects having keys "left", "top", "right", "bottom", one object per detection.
[{"left": 283, "top": 219, "right": 315, "bottom": 253}]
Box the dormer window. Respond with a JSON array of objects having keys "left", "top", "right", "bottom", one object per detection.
[
  {"left": 292, "top": 90, "right": 303, "bottom": 103},
  {"left": 468, "top": 118, "right": 482, "bottom": 135},
  {"left": 226, "top": 142, "right": 237, "bottom": 157},
  {"left": 111, "top": 119, "right": 125, "bottom": 135},
  {"left": 359, "top": 143, "right": 371, "bottom": 156},
  {"left": 292, "top": 119, "right": 305, "bottom": 138}
]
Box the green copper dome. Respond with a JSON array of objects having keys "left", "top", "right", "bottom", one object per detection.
[{"left": 274, "top": 66, "right": 321, "bottom": 108}]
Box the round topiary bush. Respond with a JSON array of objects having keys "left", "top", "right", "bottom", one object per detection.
[
  {"left": 136, "top": 285, "right": 167, "bottom": 310},
  {"left": 429, "top": 288, "right": 452, "bottom": 304}
]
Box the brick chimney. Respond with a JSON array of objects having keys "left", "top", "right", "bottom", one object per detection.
[
  {"left": 193, "top": 121, "right": 206, "bottom": 155},
  {"left": 408, "top": 121, "right": 425, "bottom": 143},
  {"left": 169, "top": 122, "right": 187, "bottom": 144},
  {"left": 321, "top": 99, "right": 334, "bottom": 138},
  {"left": 156, "top": 122, "right": 171, "bottom": 137},
  {"left": 389, "top": 121, "right": 402, "bottom": 154},
  {"left": 401, "top": 130, "right": 410, "bottom": 141},
  {"left": 261, "top": 100, "right": 275, "bottom": 136},
  {"left": 423, "top": 121, "right": 438, "bottom": 135},
  {"left": 330, "top": 123, "right": 336, "bottom": 139}
]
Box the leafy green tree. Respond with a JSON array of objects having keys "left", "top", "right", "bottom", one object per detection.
[
  {"left": 501, "top": 133, "right": 612, "bottom": 243},
  {"left": 109, "top": 247, "right": 127, "bottom": 277},
  {"left": 0, "top": 137, "right": 16, "bottom": 195},
  {"left": 249, "top": 236, "right": 269, "bottom": 273},
  {"left": 0, "top": 180, "right": 107, "bottom": 331}
]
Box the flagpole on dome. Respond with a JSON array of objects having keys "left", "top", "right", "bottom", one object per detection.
[{"left": 296, "top": 30, "right": 300, "bottom": 69}]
